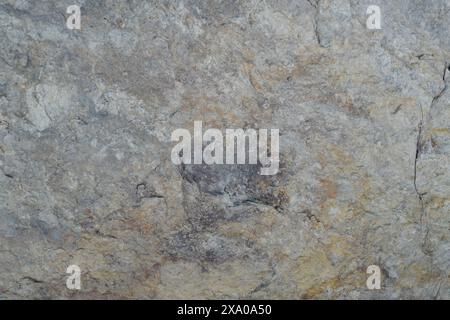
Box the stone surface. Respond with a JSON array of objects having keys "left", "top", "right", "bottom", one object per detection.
[{"left": 0, "top": 0, "right": 449, "bottom": 299}]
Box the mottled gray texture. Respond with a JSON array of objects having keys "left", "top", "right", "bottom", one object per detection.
[{"left": 0, "top": 0, "right": 449, "bottom": 299}]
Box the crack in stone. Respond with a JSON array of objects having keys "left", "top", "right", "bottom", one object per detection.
[
  {"left": 415, "top": 62, "right": 449, "bottom": 256},
  {"left": 429, "top": 63, "right": 449, "bottom": 111},
  {"left": 413, "top": 102, "right": 424, "bottom": 196},
  {"left": 307, "top": 0, "right": 326, "bottom": 48},
  {"left": 413, "top": 105, "right": 431, "bottom": 256},
  {"left": 306, "top": 0, "right": 318, "bottom": 9},
  {"left": 20, "top": 276, "right": 44, "bottom": 284}
]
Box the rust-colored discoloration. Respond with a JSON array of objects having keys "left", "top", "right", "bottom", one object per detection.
[{"left": 320, "top": 179, "right": 338, "bottom": 199}]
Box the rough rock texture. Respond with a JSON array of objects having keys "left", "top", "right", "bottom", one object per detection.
[{"left": 0, "top": 0, "right": 449, "bottom": 299}]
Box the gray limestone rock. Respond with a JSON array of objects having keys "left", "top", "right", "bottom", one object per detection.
[{"left": 0, "top": 0, "right": 449, "bottom": 299}]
